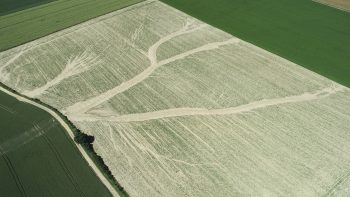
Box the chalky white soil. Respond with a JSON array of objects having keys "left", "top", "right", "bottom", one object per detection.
[{"left": 1, "top": 1, "right": 350, "bottom": 196}]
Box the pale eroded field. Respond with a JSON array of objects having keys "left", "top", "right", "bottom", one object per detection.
[
  {"left": 1, "top": 0, "right": 350, "bottom": 196},
  {"left": 314, "top": 0, "right": 350, "bottom": 11}
]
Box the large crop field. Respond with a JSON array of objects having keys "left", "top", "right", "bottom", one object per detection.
[
  {"left": 1, "top": 0, "right": 350, "bottom": 196},
  {"left": 0, "top": 0, "right": 143, "bottom": 51},
  {"left": 0, "top": 89, "right": 111, "bottom": 196},
  {"left": 160, "top": 0, "right": 350, "bottom": 88}
]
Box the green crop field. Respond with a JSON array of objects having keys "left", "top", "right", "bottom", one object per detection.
[
  {"left": 0, "top": 0, "right": 55, "bottom": 16},
  {"left": 160, "top": 0, "right": 350, "bottom": 88},
  {"left": 0, "top": 0, "right": 144, "bottom": 51},
  {"left": 0, "top": 89, "right": 111, "bottom": 197}
]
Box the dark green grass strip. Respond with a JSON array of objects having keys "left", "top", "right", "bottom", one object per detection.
[
  {"left": 0, "top": 0, "right": 56, "bottom": 16},
  {"left": 0, "top": 0, "right": 144, "bottom": 51},
  {"left": 160, "top": 0, "right": 350, "bottom": 87}
]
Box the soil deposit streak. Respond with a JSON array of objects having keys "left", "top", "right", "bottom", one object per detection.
[{"left": 72, "top": 85, "right": 345, "bottom": 122}]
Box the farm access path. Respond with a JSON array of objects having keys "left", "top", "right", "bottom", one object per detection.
[{"left": 0, "top": 85, "right": 119, "bottom": 197}]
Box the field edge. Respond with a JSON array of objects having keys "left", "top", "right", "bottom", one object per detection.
[
  {"left": 0, "top": 82, "right": 129, "bottom": 197},
  {"left": 0, "top": 0, "right": 145, "bottom": 52}
]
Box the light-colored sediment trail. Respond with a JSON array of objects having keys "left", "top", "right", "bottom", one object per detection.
[
  {"left": 0, "top": 51, "right": 24, "bottom": 81},
  {"left": 0, "top": 86, "right": 119, "bottom": 197},
  {"left": 64, "top": 23, "right": 238, "bottom": 115},
  {"left": 22, "top": 50, "right": 100, "bottom": 97},
  {"left": 64, "top": 21, "right": 207, "bottom": 114},
  {"left": 71, "top": 85, "right": 345, "bottom": 123}
]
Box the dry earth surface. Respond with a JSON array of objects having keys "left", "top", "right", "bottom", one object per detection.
[
  {"left": 314, "top": 0, "right": 350, "bottom": 11},
  {"left": 1, "top": 0, "right": 350, "bottom": 196}
]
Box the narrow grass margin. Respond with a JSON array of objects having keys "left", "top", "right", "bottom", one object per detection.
[
  {"left": 0, "top": 82, "right": 129, "bottom": 197},
  {"left": 0, "top": 0, "right": 144, "bottom": 51}
]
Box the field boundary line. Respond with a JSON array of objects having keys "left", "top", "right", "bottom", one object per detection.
[
  {"left": 312, "top": 0, "right": 350, "bottom": 12},
  {"left": 0, "top": 0, "right": 153, "bottom": 53},
  {"left": 0, "top": 85, "right": 120, "bottom": 197}
]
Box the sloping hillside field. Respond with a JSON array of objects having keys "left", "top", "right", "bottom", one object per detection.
[{"left": 1, "top": 0, "right": 350, "bottom": 196}]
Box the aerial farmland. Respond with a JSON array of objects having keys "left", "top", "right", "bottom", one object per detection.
[{"left": 1, "top": 0, "right": 350, "bottom": 196}]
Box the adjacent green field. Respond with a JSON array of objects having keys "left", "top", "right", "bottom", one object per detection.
[
  {"left": 160, "top": 0, "right": 350, "bottom": 88},
  {"left": 0, "top": 0, "right": 55, "bottom": 16},
  {"left": 0, "top": 0, "right": 144, "bottom": 51},
  {"left": 0, "top": 89, "right": 111, "bottom": 197}
]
